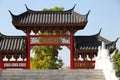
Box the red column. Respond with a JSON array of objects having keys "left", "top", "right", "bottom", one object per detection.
[
  {"left": 0, "top": 54, "right": 3, "bottom": 69},
  {"left": 0, "top": 59, "right": 3, "bottom": 69},
  {"left": 26, "top": 33, "right": 30, "bottom": 69},
  {"left": 70, "top": 33, "right": 74, "bottom": 69}
]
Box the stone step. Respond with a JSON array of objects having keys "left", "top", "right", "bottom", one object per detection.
[
  {"left": 0, "top": 69, "right": 106, "bottom": 80},
  {"left": 0, "top": 69, "right": 103, "bottom": 74}
]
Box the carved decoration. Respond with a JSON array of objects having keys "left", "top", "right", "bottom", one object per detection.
[
  {"left": 21, "top": 53, "right": 27, "bottom": 59},
  {"left": 13, "top": 53, "right": 19, "bottom": 60},
  {"left": 81, "top": 53, "right": 87, "bottom": 60},
  {"left": 88, "top": 53, "right": 94, "bottom": 60},
  {"left": 6, "top": 53, "right": 12, "bottom": 60},
  {"left": 0, "top": 53, "right": 4, "bottom": 60},
  {"left": 74, "top": 53, "right": 79, "bottom": 60},
  {"left": 40, "top": 37, "right": 61, "bottom": 44},
  {"left": 30, "top": 36, "right": 70, "bottom": 44}
]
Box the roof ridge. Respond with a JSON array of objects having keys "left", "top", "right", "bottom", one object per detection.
[
  {"left": 98, "top": 36, "right": 111, "bottom": 43},
  {"left": 24, "top": 4, "right": 74, "bottom": 14},
  {"left": 9, "top": 5, "right": 89, "bottom": 16},
  {"left": 4, "top": 36, "right": 26, "bottom": 38},
  {"left": 0, "top": 32, "right": 26, "bottom": 38}
]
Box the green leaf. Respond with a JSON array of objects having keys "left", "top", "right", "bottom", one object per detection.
[{"left": 112, "top": 49, "right": 120, "bottom": 77}]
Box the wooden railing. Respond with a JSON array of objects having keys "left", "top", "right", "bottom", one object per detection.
[{"left": 74, "top": 60, "right": 95, "bottom": 69}]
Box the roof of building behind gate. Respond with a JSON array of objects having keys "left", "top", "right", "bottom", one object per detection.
[
  {"left": 0, "top": 33, "right": 26, "bottom": 53},
  {"left": 74, "top": 30, "right": 118, "bottom": 52}
]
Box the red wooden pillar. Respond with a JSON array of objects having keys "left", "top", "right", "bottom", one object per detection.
[
  {"left": 26, "top": 33, "right": 30, "bottom": 69},
  {"left": 70, "top": 33, "right": 74, "bottom": 69},
  {"left": 0, "top": 59, "right": 3, "bottom": 69},
  {"left": 0, "top": 53, "right": 3, "bottom": 69}
]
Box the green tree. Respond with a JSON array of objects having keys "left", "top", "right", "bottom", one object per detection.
[
  {"left": 43, "top": 6, "right": 64, "bottom": 11},
  {"left": 30, "top": 6, "right": 64, "bottom": 70},
  {"left": 112, "top": 49, "right": 120, "bottom": 77},
  {"left": 31, "top": 46, "right": 63, "bottom": 69}
]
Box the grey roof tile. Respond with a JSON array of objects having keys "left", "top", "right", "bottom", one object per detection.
[
  {"left": 74, "top": 34, "right": 116, "bottom": 51},
  {"left": 0, "top": 33, "right": 26, "bottom": 53}
]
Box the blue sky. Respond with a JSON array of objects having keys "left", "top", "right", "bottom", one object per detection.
[{"left": 0, "top": 0, "right": 120, "bottom": 66}]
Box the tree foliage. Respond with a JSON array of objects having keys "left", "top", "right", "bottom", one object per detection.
[
  {"left": 43, "top": 6, "right": 64, "bottom": 11},
  {"left": 30, "top": 6, "right": 64, "bottom": 70},
  {"left": 31, "top": 46, "right": 63, "bottom": 69},
  {"left": 112, "top": 49, "right": 120, "bottom": 77}
]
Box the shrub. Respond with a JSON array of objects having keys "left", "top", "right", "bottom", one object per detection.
[{"left": 112, "top": 49, "right": 120, "bottom": 77}]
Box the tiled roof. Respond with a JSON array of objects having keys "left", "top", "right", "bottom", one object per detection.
[
  {"left": 74, "top": 34, "right": 117, "bottom": 51},
  {"left": 0, "top": 33, "right": 26, "bottom": 53},
  {"left": 10, "top": 6, "right": 89, "bottom": 25},
  {"left": 9, "top": 5, "right": 90, "bottom": 33}
]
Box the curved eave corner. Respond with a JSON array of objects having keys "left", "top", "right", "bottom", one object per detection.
[
  {"left": 79, "top": 10, "right": 90, "bottom": 30},
  {"left": 85, "top": 10, "right": 90, "bottom": 24}
]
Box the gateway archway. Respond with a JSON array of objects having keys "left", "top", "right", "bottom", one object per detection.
[
  {"left": 0, "top": 5, "right": 117, "bottom": 70},
  {"left": 7, "top": 5, "right": 89, "bottom": 69}
]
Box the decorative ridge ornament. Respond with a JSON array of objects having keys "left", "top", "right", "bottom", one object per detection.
[
  {"left": 114, "top": 37, "right": 119, "bottom": 43},
  {"left": 95, "top": 28, "right": 102, "bottom": 38},
  {"left": 86, "top": 10, "right": 91, "bottom": 18},
  {"left": 24, "top": 4, "right": 77, "bottom": 13},
  {"left": 8, "top": 10, "right": 14, "bottom": 16},
  {"left": 70, "top": 4, "right": 76, "bottom": 11},
  {"left": 24, "top": 4, "right": 34, "bottom": 12},
  {"left": 25, "top": 4, "right": 29, "bottom": 11},
  {"left": 8, "top": 10, "right": 16, "bottom": 20},
  {"left": 98, "top": 28, "right": 102, "bottom": 35}
]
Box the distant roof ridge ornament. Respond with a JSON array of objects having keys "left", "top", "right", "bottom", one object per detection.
[{"left": 114, "top": 37, "right": 119, "bottom": 43}]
